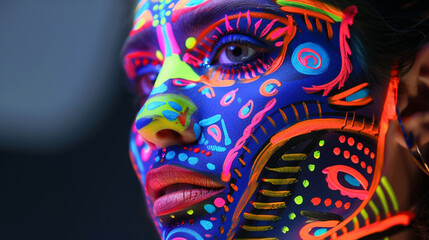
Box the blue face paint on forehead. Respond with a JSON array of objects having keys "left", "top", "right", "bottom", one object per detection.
[{"left": 123, "top": 1, "right": 406, "bottom": 239}]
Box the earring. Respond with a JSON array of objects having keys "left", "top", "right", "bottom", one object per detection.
[{"left": 397, "top": 107, "right": 429, "bottom": 176}]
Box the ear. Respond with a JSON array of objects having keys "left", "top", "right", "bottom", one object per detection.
[{"left": 398, "top": 44, "right": 429, "bottom": 152}]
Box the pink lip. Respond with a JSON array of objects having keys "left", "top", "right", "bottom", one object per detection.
[{"left": 145, "top": 165, "right": 225, "bottom": 216}]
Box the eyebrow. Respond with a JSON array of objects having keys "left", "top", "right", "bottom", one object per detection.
[{"left": 122, "top": 0, "right": 282, "bottom": 57}]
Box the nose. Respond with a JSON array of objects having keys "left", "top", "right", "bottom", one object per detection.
[{"left": 135, "top": 93, "right": 201, "bottom": 148}]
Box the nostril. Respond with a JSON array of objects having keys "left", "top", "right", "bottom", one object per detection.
[{"left": 156, "top": 129, "right": 182, "bottom": 141}]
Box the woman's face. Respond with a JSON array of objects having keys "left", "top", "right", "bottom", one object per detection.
[{"left": 122, "top": 0, "right": 394, "bottom": 239}]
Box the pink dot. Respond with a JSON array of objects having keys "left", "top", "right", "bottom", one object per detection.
[
  {"left": 370, "top": 152, "right": 375, "bottom": 159},
  {"left": 351, "top": 155, "right": 359, "bottom": 164},
  {"left": 367, "top": 166, "right": 373, "bottom": 174},
  {"left": 339, "top": 135, "right": 346, "bottom": 143},
  {"left": 205, "top": 234, "right": 213, "bottom": 238},
  {"left": 347, "top": 137, "right": 355, "bottom": 146},
  {"left": 357, "top": 143, "right": 363, "bottom": 150},
  {"left": 172, "top": 238, "right": 187, "bottom": 240},
  {"left": 343, "top": 150, "right": 350, "bottom": 159},
  {"left": 136, "top": 134, "right": 144, "bottom": 147},
  {"left": 333, "top": 147, "right": 341, "bottom": 155},
  {"left": 214, "top": 198, "right": 226, "bottom": 208},
  {"left": 361, "top": 161, "right": 366, "bottom": 168},
  {"left": 364, "top": 148, "right": 369, "bottom": 155},
  {"left": 210, "top": 217, "right": 217, "bottom": 221}
]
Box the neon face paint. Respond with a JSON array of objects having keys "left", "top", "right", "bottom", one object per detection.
[{"left": 122, "top": 0, "right": 407, "bottom": 239}]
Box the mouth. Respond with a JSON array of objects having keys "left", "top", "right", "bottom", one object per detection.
[{"left": 145, "top": 165, "right": 226, "bottom": 216}]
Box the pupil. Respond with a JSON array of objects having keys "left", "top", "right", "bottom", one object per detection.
[{"left": 229, "top": 46, "right": 243, "bottom": 57}]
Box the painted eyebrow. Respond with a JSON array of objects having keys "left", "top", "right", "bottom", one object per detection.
[{"left": 121, "top": 0, "right": 283, "bottom": 57}]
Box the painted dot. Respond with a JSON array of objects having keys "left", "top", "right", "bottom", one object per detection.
[
  {"left": 153, "top": 14, "right": 159, "bottom": 19},
  {"left": 153, "top": 5, "right": 159, "bottom": 10},
  {"left": 168, "top": 101, "right": 183, "bottom": 112},
  {"left": 147, "top": 101, "right": 165, "bottom": 110},
  {"left": 200, "top": 220, "right": 213, "bottom": 230},
  {"left": 152, "top": 19, "right": 159, "bottom": 27},
  {"left": 188, "top": 157, "right": 198, "bottom": 165},
  {"left": 214, "top": 198, "right": 225, "bottom": 208},
  {"left": 319, "top": 140, "right": 325, "bottom": 147},
  {"left": 160, "top": 17, "right": 167, "bottom": 25},
  {"left": 343, "top": 150, "right": 350, "bottom": 159},
  {"left": 187, "top": 210, "right": 194, "bottom": 215},
  {"left": 314, "top": 228, "right": 328, "bottom": 236},
  {"left": 303, "top": 180, "right": 309, "bottom": 188},
  {"left": 156, "top": 50, "right": 164, "bottom": 61},
  {"left": 370, "top": 152, "right": 375, "bottom": 159},
  {"left": 311, "top": 197, "right": 321, "bottom": 206},
  {"left": 347, "top": 137, "right": 355, "bottom": 146},
  {"left": 294, "top": 196, "right": 303, "bottom": 205},
  {"left": 166, "top": 10, "right": 171, "bottom": 16},
  {"left": 308, "top": 164, "right": 315, "bottom": 172},
  {"left": 155, "top": 156, "right": 160, "bottom": 162},
  {"left": 313, "top": 151, "right": 320, "bottom": 159},
  {"left": 345, "top": 174, "right": 360, "bottom": 187},
  {"left": 166, "top": 151, "right": 176, "bottom": 160},
  {"left": 178, "top": 153, "right": 188, "bottom": 161},
  {"left": 206, "top": 163, "right": 215, "bottom": 170},
  {"left": 170, "top": 215, "right": 175, "bottom": 218},
  {"left": 335, "top": 200, "right": 343, "bottom": 208},
  {"left": 339, "top": 135, "right": 346, "bottom": 143},
  {"left": 344, "top": 202, "right": 351, "bottom": 210},
  {"left": 333, "top": 147, "right": 341, "bottom": 155},
  {"left": 186, "top": 37, "right": 197, "bottom": 49},
  {"left": 361, "top": 161, "right": 366, "bottom": 168},
  {"left": 357, "top": 142, "right": 363, "bottom": 150},
  {"left": 204, "top": 204, "right": 216, "bottom": 214},
  {"left": 289, "top": 212, "right": 296, "bottom": 220},
  {"left": 364, "top": 148, "right": 370, "bottom": 155},
  {"left": 166, "top": 0, "right": 172, "bottom": 3},
  {"left": 159, "top": 3, "right": 165, "bottom": 9},
  {"left": 162, "top": 109, "right": 180, "bottom": 121},
  {"left": 324, "top": 198, "right": 332, "bottom": 206},
  {"left": 351, "top": 155, "right": 359, "bottom": 164},
  {"left": 367, "top": 166, "right": 373, "bottom": 174},
  {"left": 282, "top": 226, "right": 290, "bottom": 234}
]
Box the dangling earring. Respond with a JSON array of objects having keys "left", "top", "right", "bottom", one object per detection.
[{"left": 396, "top": 107, "right": 429, "bottom": 176}]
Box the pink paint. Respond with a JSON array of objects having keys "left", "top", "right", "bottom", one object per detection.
[
  {"left": 207, "top": 125, "right": 222, "bottom": 143},
  {"left": 220, "top": 88, "right": 238, "bottom": 107},
  {"left": 172, "top": 238, "right": 187, "bottom": 240},
  {"left": 323, "top": 165, "right": 369, "bottom": 200},
  {"left": 210, "top": 217, "right": 217, "bottom": 221},
  {"left": 275, "top": 41, "right": 284, "bottom": 47},
  {"left": 183, "top": 53, "right": 203, "bottom": 68},
  {"left": 237, "top": 12, "right": 242, "bottom": 29},
  {"left": 222, "top": 98, "right": 277, "bottom": 182},
  {"left": 246, "top": 10, "right": 251, "bottom": 31},
  {"left": 214, "top": 197, "right": 226, "bottom": 208},
  {"left": 247, "top": 63, "right": 256, "bottom": 78},
  {"left": 225, "top": 14, "right": 233, "bottom": 31},
  {"left": 156, "top": 26, "right": 166, "bottom": 57},
  {"left": 216, "top": 27, "right": 223, "bottom": 34},
  {"left": 136, "top": 134, "right": 144, "bottom": 147},
  {"left": 165, "top": 23, "right": 181, "bottom": 55},
  {"left": 238, "top": 100, "right": 254, "bottom": 119},
  {"left": 254, "top": 19, "right": 262, "bottom": 35},
  {"left": 270, "top": 26, "right": 292, "bottom": 40},
  {"left": 260, "top": 19, "right": 279, "bottom": 37}
]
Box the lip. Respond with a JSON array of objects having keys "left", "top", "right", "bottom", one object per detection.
[{"left": 145, "top": 165, "right": 225, "bottom": 216}]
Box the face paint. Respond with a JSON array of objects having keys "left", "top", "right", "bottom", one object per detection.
[{"left": 123, "top": 0, "right": 410, "bottom": 239}]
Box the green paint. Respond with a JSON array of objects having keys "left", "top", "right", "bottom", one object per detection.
[
  {"left": 275, "top": 0, "right": 343, "bottom": 22},
  {"left": 153, "top": 5, "right": 159, "bottom": 11},
  {"left": 166, "top": 10, "right": 171, "bottom": 16},
  {"left": 282, "top": 226, "right": 289, "bottom": 234},
  {"left": 154, "top": 54, "right": 200, "bottom": 88},
  {"left": 160, "top": 17, "right": 167, "bottom": 25},
  {"left": 152, "top": 19, "right": 160, "bottom": 27},
  {"left": 319, "top": 140, "right": 325, "bottom": 147},
  {"left": 154, "top": 14, "right": 159, "bottom": 19},
  {"left": 294, "top": 196, "right": 303, "bottom": 205},
  {"left": 352, "top": 217, "right": 359, "bottom": 229},
  {"left": 360, "top": 208, "right": 369, "bottom": 220},
  {"left": 187, "top": 209, "right": 194, "bottom": 215},
  {"left": 289, "top": 212, "right": 296, "bottom": 220},
  {"left": 302, "top": 180, "right": 309, "bottom": 188},
  {"left": 368, "top": 200, "right": 380, "bottom": 218},
  {"left": 308, "top": 164, "right": 315, "bottom": 171},
  {"left": 186, "top": 37, "right": 197, "bottom": 49},
  {"left": 376, "top": 185, "right": 390, "bottom": 217},
  {"left": 381, "top": 176, "right": 399, "bottom": 212},
  {"left": 156, "top": 50, "right": 164, "bottom": 61},
  {"left": 314, "top": 151, "right": 320, "bottom": 159}
]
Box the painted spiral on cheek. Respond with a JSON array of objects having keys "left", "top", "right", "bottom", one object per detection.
[
  {"left": 292, "top": 42, "right": 329, "bottom": 75},
  {"left": 259, "top": 79, "right": 282, "bottom": 97}
]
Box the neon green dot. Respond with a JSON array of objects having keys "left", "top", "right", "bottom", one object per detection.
[
  {"left": 314, "top": 151, "right": 320, "bottom": 159},
  {"left": 156, "top": 50, "right": 164, "bottom": 61},
  {"left": 153, "top": 5, "right": 159, "bottom": 11},
  {"left": 170, "top": 215, "right": 175, "bottom": 218},
  {"left": 154, "top": 14, "right": 159, "bottom": 19},
  {"left": 160, "top": 17, "right": 167, "bottom": 25},
  {"left": 160, "top": 0, "right": 164, "bottom": 2},
  {"left": 294, "top": 196, "right": 303, "bottom": 205},
  {"left": 282, "top": 226, "right": 290, "bottom": 234},
  {"left": 308, "top": 164, "right": 315, "bottom": 171},
  {"left": 319, "top": 140, "right": 325, "bottom": 146},
  {"left": 187, "top": 210, "right": 194, "bottom": 215},
  {"left": 166, "top": 0, "right": 172, "bottom": 3},
  {"left": 159, "top": 4, "right": 164, "bottom": 10},
  {"left": 185, "top": 37, "right": 197, "bottom": 49},
  {"left": 166, "top": 10, "right": 171, "bottom": 16},
  {"left": 289, "top": 212, "right": 296, "bottom": 220},
  {"left": 152, "top": 19, "right": 159, "bottom": 27},
  {"left": 303, "top": 180, "right": 309, "bottom": 188}
]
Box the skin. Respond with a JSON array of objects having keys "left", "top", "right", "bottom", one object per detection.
[{"left": 122, "top": 0, "right": 428, "bottom": 239}]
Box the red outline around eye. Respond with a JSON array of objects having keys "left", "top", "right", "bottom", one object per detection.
[
  {"left": 124, "top": 51, "right": 159, "bottom": 80},
  {"left": 322, "top": 165, "right": 368, "bottom": 200},
  {"left": 299, "top": 220, "right": 340, "bottom": 240}
]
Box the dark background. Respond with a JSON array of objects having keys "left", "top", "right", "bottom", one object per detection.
[{"left": 0, "top": 1, "right": 159, "bottom": 239}]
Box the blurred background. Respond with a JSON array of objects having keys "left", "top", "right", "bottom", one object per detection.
[{"left": 0, "top": 0, "right": 159, "bottom": 239}]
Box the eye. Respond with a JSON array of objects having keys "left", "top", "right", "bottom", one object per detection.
[
  {"left": 137, "top": 72, "right": 157, "bottom": 98},
  {"left": 215, "top": 44, "right": 258, "bottom": 65}
]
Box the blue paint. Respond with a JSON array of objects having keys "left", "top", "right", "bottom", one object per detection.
[
  {"left": 178, "top": 153, "right": 188, "bottom": 162},
  {"left": 134, "top": 1, "right": 150, "bottom": 20},
  {"left": 221, "top": 119, "right": 231, "bottom": 146},
  {"left": 135, "top": 118, "right": 152, "bottom": 130},
  {"left": 130, "top": 140, "right": 144, "bottom": 175},
  {"left": 198, "top": 133, "right": 206, "bottom": 145},
  {"left": 265, "top": 84, "right": 274, "bottom": 93},
  {"left": 162, "top": 110, "right": 179, "bottom": 121},
  {"left": 225, "top": 95, "right": 232, "bottom": 103},
  {"left": 237, "top": 97, "right": 242, "bottom": 104},
  {"left": 161, "top": 26, "right": 172, "bottom": 57},
  {"left": 155, "top": 156, "right": 160, "bottom": 162},
  {"left": 241, "top": 106, "right": 250, "bottom": 115},
  {"left": 345, "top": 174, "right": 361, "bottom": 187},
  {"left": 314, "top": 228, "right": 328, "bottom": 236},
  {"left": 207, "top": 145, "right": 227, "bottom": 152},
  {"left": 210, "top": 127, "right": 217, "bottom": 135},
  {"left": 166, "top": 151, "right": 175, "bottom": 160},
  {"left": 186, "top": 0, "right": 205, "bottom": 7},
  {"left": 204, "top": 140, "right": 209, "bottom": 145},
  {"left": 200, "top": 220, "right": 213, "bottom": 230},
  {"left": 136, "top": 105, "right": 145, "bottom": 117},
  {"left": 147, "top": 101, "right": 166, "bottom": 110},
  {"left": 199, "top": 115, "right": 221, "bottom": 127},
  {"left": 201, "top": 88, "right": 210, "bottom": 95},
  {"left": 206, "top": 163, "right": 215, "bottom": 170},
  {"left": 168, "top": 101, "right": 183, "bottom": 112},
  {"left": 193, "top": 123, "right": 201, "bottom": 139},
  {"left": 188, "top": 157, "right": 198, "bottom": 165},
  {"left": 204, "top": 204, "right": 216, "bottom": 214},
  {"left": 151, "top": 83, "right": 167, "bottom": 95},
  {"left": 292, "top": 42, "right": 329, "bottom": 75},
  {"left": 165, "top": 227, "right": 204, "bottom": 240},
  {"left": 346, "top": 89, "right": 369, "bottom": 102}
]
